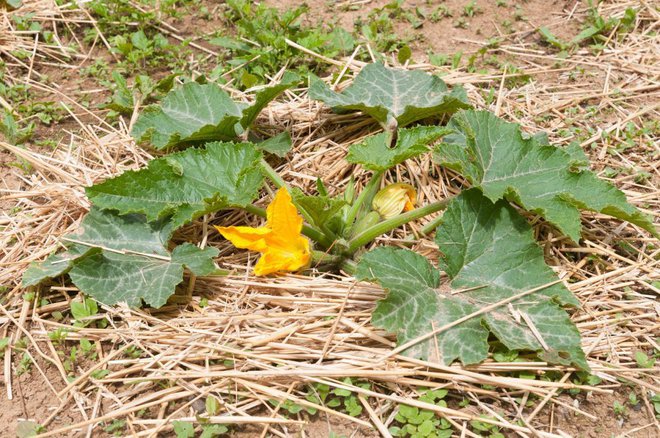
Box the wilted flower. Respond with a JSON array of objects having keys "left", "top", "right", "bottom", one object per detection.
[{"left": 372, "top": 183, "right": 416, "bottom": 219}]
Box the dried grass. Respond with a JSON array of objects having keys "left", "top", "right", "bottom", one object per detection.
[{"left": 0, "top": 1, "right": 658, "bottom": 437}]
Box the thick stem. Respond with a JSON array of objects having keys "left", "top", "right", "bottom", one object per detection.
[
  {"left": 343, "top": 170, "right": 384, "bottom": 235},
  {"left": 419, "top": 211, "right": 446, "bottom": 236},
  {"left": 311, "top": 250, "right": 342, "bottom": 265},
  {"left": 340, "top": 259, "right": 358, "bottom": 276},
  {"left": 347, "top": 199, "right": 452, "bottom": 253},
  {"left": 244, "top": 204, "right": 330, "bottom": 246}
]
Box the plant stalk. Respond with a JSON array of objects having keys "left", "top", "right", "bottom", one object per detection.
[
  {"left": 347, "top": 199, "right": 452, "bottom": 253},
  {"left": 259, "top": 158, "right": 288, "bottom": 190},
  {"left": 343, "top": 170, "right": 384, "bottom": 235}
]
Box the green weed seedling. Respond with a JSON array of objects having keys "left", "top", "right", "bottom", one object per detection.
[
  {"left": 634, "top": 351, "right": 656, "bottom": 369},
  {"left": 70, "top": 295, "right": 99, "bottom": 327},
  {"left": 0, "top": 337, "right": 9, "bottom": 359},
  {"left": 651, "top": 394, "right": 660, "bottom": 419},
  {"left": 210, "top": 0, "right": 354, "bottom": 86},
  {"left": 539, "top": 6, "right": 637, "bottom": 53},
  {"left": 305, "top": 379, "right": 369, "bottom": 417},
  {"left": 173, "top": 420, "right": 228, "bottom": 438},
  {"left": 470, "top": 416, "right": 505, "bottom": 438},
  {"left": 390, "top": 388, "right": 452, "bottom": 437},
  {"left": 103, "top": 419, "right": 127, "bottom": 437}
]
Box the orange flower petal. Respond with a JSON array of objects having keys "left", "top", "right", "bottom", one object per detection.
[
  {"left": 215, "top": 225, "right": 271, "bottom": 252},
  {"left": 215, "top": 188, "right": 311, "bottom": 276},
  {"left": 253, "top": 237, "right": 311, "bottom": 276},
  {"left": 266, "top": 188, "right": 303, "bottom": 241}
]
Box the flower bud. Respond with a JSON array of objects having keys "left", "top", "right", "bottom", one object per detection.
[{"left": 371, "top": 183, "right": 416, "bottom": 219}]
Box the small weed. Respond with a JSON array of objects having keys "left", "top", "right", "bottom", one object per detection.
[
  {"left": 613, "top": 400, "right": 627, "bottom": 417},
  {"left": 634, "top": 351, "right": 656, "bottom": 369},
  {"left": 0, "top": 111, "right": 34, "bottom": 145},
  {"left": 429, "top": 5, "right": 451, "bottom": 22},
  {"left": 0, "top": 337, "right": 9, "bottom": 359},
  {"left": 16, "top": 351, "right": 33, "bottom": 375},
  {"left": 470, "top": 416, "right": 505, "bottom": 438},
  {"left": 389, "top": 388, "right": 452, "bottom": 437},
  {"left": 103, "top": 419, "right": 126, "bottom": 436},
  {"left": 305, "top": 379, "right": 370, "bottom": 417},
  {"left": 125, "top": 345, "right": 144, "bottom": 359},
  {"left": 48, "top": 327, "right": 69, "bottom": 345},
  {"left": 463, "top": 1, "right": 481, "bottom": 18},
  {"left": 211, "top": 1, "right": 354, "bottom": 86},
  {"left": 568, "top": 371, "right": 602, "bottom": 396},
  {"left": 172, "top": 420, "right": 228, "bottom": 438},
  {"left": 627, "top": 391, "right": 639, "bottom": 407},
  {"left": 70, "top": 295, "right": 99, "bottom": 327},
  {"left": 453, "top": 17, "right": 468, "bottom": 29},
  {"left": 172, "top": 421, "right": 195, "bottom": 438},
  {"left": 651, "top": 394, "right": 660, "bottom": 419}
]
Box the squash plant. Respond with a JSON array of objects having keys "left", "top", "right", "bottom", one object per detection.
[{"left": 24, "top": 63, "right": 657, "bottom": 368}]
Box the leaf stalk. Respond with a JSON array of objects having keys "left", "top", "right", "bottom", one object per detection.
[{"left": 347, "top": 199, "right": 452, "bottom": 253}]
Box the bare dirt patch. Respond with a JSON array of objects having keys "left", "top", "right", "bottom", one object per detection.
[{"left": 267, "top": 0, "right": 584, "bottom": 57}]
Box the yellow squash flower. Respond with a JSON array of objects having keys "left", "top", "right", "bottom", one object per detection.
[
  {"left": 215, "top": 188, "right": 311, "bottom": 276},
  {"left": 372, "top": 183, "right": 416, "bottom": 219}
]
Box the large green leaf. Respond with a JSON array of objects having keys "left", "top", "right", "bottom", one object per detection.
[
  {"left": 132, "top": 74, "right": 299, "bottom": 150},
  {"left": 132, "top": 82, "right": 244, "bottom": 149},
  {"left": 22, "top": 246, "right": 97, "bottom": 287},
  {"left": 347, "top": 126, "right": 451, "bottom": 171},
  {"left": 434, "top": 110, "right": 657, "bottom": 241},
  {"left": 22, "top": 209, "right": 219, "bottom": 308},
  {"left": 86, "top": 142, "right": 264, "bottom": 231},
  {"left": 309, "top": 63, "right": 470, "bottom": 128},
  {"left": 356, "top": 189, "right": 587, "bottom": 369},
  {"left": 240, "top": 71, "right": 300, "bottom": 128}
]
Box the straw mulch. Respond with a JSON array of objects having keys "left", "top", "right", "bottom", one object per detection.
[{"left": 0, "top": 1, "right": 658, "bottom": 437}]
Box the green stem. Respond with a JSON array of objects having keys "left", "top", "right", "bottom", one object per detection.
[
  {"left": 343, "top": 170, "right": 384, "bottom": 235},
  {"left": 311, "top": 250, "right": 342, "bottom": 265},
  {"left": 259, "top": 158, "right": 288, "bottom": 190},
  {"left": 419, "top": 211, "right": 446, "bottom": 236},
  {"left": 347, "top": 199, "right": 452, "bottom": 253},
  {"left": 244, "top": 204, "right": 329, "bottom": 246},
  {"left": 340, "top": 259, "right": 358, "bottom": 276}
]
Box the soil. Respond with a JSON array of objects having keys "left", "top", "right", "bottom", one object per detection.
[
  {"left": 540, "top": 391, "right": 658, "bottom": 438},
  {"left": 266, "top": 0, "right": 584, "bottom": 58},
  {"left": 0, "top": 353, "right": 86, "bottom": 437}
]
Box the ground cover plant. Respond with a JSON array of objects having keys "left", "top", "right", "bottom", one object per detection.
[
  {"left": 25, "top": 62, "right": 657, "bottom": 371},
  {"left": 2, "top": 1, "right": 659, "bottom": 437}
]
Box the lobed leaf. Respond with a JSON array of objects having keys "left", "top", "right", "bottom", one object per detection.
[
  {"left": 347, "top": 126, "right": 451, "bottom": 171},
  {"left": 240, "top": 71, "right": 300, "bottom": 128},
  {"left": 254, "top": 131, "right": 293, "bottom": 157},
  {"left": 132, "top": 82, "right": 244, "bottom": 149},
  {"left": 309, "top": 63, "right": 470, "bottom": 128},
  {"left": 22, "top": 209, "right": 219, "bottom": 308},
  {"left": 86, "top": 142, "right": 264, "bottom": 231},
  {"left": 132, "top": 74, "right": 299, "bottom": 149},
  {"left": 434, "top": 110, "right": 657, "bottom": 241},
  {"left": 357, "top": 189, "right": 587, "bottom": 369}
]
